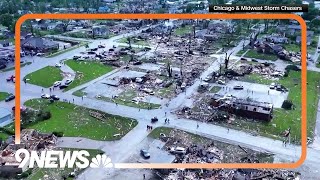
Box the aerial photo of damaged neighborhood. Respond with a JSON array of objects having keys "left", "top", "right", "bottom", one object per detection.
[{"left": 0, "top": 0, "right": 320, "bottom": 179}]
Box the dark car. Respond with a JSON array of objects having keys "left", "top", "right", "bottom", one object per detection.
[
  {"left": 0, "top": 64, "right": 7, "bottom": 70},
  {"left": 233, "top": 85, "right": 244, "bottom": 90},
  {"left": 50, "top": 95, "right": 60, "bottom": 100},
  {"left": 5, "top": 94, "right": 15, "bottom": 102},
  {"left": 251, "top": 58, "right": 258, "bottom": 62},
  {"left": 140, "top": 149, "right": 150, "bottom": 159},
  {"left": 59, "top": 85, "right": 69, "bottom": 89},
  {"left": 240, "top": 57, "right": 247, "bottom": 61}
]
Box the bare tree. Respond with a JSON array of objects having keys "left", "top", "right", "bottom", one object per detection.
[
  {"left": 166, "top": 62, "right": 173, "bottom": 78},
  {"left": 224, "top": 51, "right": 234, "bottom": 70}
]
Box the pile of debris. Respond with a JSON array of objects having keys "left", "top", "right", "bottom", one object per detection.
[
  {"left": 0, "top": 129, "right": 57, "bottom": 177},
  {"left": 163, "top": 168, "right": 300, "bottom": 180}
]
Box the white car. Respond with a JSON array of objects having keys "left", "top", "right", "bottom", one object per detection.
[
  {"left": 53, "top": 81, "right": 62, "bottom": 87},
  {"left": 269, "top": 82, "right": 276, "bottom": 89},
  {"left": 169, "top": 147, "right": 186, "bottom": 154},
  {"left": 217, "top": 80, "right": 225, "bottom": 85},
  {"left": 36, "top": 53, "right": 45, "bottom": 56},
  {"left": 65, "top": 79, "right": 73, "bottom": 85},
  {"left": 41, "top": 94, "right": 50, "bottom": 99},
  {"left": 55, "top": 63, "right": 62, "bottom": 68}
]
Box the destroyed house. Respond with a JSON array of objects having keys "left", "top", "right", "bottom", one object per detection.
[{"left": 210, "top": 94, "right": 273, "bottom": 121}]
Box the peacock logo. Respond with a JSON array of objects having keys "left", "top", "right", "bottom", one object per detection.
[{"left": 90, "top": 154, "right": 113, "bottom": 168}]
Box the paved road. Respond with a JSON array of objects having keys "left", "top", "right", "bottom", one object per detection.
[{"left": 1, "top": 24, "right": 320, "bottom": 179}]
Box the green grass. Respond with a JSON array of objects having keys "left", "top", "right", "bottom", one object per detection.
[
  {"left": 0, "top": 92, "right": 10, "bottom": 101},
  {"left": 24, "top": 99, "right": 137, "bottom": 141},
  {"left": 174, "top": 25, "right": 192, "bottom": 36},
  {"left": 117, "top": 37, "right": 148, "bottom": 46},
  {"left": 99, "top": 89, "right": 161, "bottom": 109},
  {"left": 210, "top": 86, "right": 222, "bottom": 93},
  {"left": 156, "top": 85, "right": 175, "bottom": 98},
  {"left": 64, "top": 60, "right": 114, "bottom": 91},
  {"left": 148, "top": 127, "right": 174, "bottom": 139},
  {"left": 0, "top": 132, "right": 9, "bottom": 141},
  {"left": 72, "top": 88, "right": 87, "bottom": 97},
  {"left": 1, "top": 62, "right": 32, "bottom": 72},
  {"left": 240, "top": 73, "right": 276, "bottom": 85},
  {"left": 27, "top": 148, "right": 104, "bottom": 180},
  {"left": 24, "top": 66, "right": 63, "bottom": 88},
  {"left": 284, "top": 43, "right": 301, "bottom": 52},
  {"left": 236, "top": 49, "right": 248, "bottom": 56},
  {"left": 46, "top": 42, "right": 89, "bottom": 58},
  {"left": 238, "top": 71, "right": 320, "bottom": 142},
  {"left": 244, "top": 49, "right": 278, "bottom": 61}
]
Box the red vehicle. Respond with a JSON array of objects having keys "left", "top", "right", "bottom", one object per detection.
[{"left": 6, "top": 75, "right": 15, "bottom": 82}]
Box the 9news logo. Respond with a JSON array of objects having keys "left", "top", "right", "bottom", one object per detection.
[{"left": 15, "top": 149, "right": 113, "bottom": 169}]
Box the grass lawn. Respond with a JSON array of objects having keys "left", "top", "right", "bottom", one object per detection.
[
  {"left": 46, "top": 42, "right": 89, "bottom": 58},
  {"left": 210, "top": 86, "right": 222, "bottom": 93},
  {"left": 0, "top": 92, "right": 10, "bottom": 101},
  {"left": 237, "top": 70, "right": 320, "bottom": 142},
  {"left": 2, "top": 62, "right": 32, "bottom": 72},
  {"left": 244, "top": 49, "right": 278, "bottom": 61},
  {"left": 117, "top": 37, "right": 148, "bottom": 46},
  {"left": 72, "top": 88, "right": 87, "bottom": 97},
  {"left": 0, "top": 132, "right": 9, "bottom": 141},
  {"left": 24, "top": 66, "right": 63, "bottom": 88},
  {"left": 236, "top": 49, "right": 248, "bottom": 56},
  {"left": 99, "top": 89, "right": 161, "bottom": 109},
  {"left": 240, "top": 73, "right": 276, "bottom": 85},
  {"left": 284, "top": 43, "right": 301, "bottom": 52},
  {"left": 174, "top": 25, "right": 192, "bottom": 36},
  {"left": 27, "top": 148, "right": 104, "bottom": 180},
  {"left": 156, "top": 85, "right": 175, "bottom": 98},
  {"left": 64, "top": 60, "right": 114, "bottom": 91},
  {"left": 24, "top": 99, "right": 138, "bottom": 140}
]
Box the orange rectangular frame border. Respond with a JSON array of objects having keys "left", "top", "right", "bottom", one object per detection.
[{"left": 14, "top": 14, "right": 307, "bottom": 169}]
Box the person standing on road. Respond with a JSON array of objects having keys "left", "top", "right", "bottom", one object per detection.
[
  {"left": 143, "top": 174, "right": 146, "bottom": 179},
  {"left": 197, "top": 123, "right": 199, "bottom": 129}
]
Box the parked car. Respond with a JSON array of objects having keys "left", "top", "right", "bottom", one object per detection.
[
  {"left": 59, "top": 85, "right": 69, "bottom": 89},
  {"left": 55, "top": 63, "right": 62, "bottom": 68},
  {"left": 0, "top": 64, "right": 7, "bottom": 70},
  {"left": 50, "top": 95, "right": 60, "bottom": 100},
  {"left": 5, "top": 94, "right": 15, "bottom": 102},
  {"left": 240, "top": 57, "right": 247, "bottom": 61},
  {"left": 169, "top": 147, "right": 186, "bottom": 154},
  {"left": 251, "top": 58, "right": 258, "bottom": 62},
  {"left": 73, "top": 55, "right": 81, "bottom": 60},
  {"left": 41, "top": 94, "right": 50, "bottom": 99},
  {"left": 36, "top": 53, "right": 45, "bottom": 56},
  {"left": 203, "top": 76, "right": 212, "bottom": 82},
  {"left": 140, "top": 149, "right": 150, "bottom": 159},
  {"left": 233, "top": 85, "right": 244, "bottom": 90},
  {"left": 65, "top": 79, "right": 73, "bottom": 85},
  {"left": 98, "top": 45, "right": 105, "bottom": 48},
  {"left": 269, "top": 82, "right": 276, "bottom": 89},
  {"left": 217, "top": 80, "right": 225, "bottom": 85},
  {"left": 53, "top": 81, "right": 62, "bottom": 87}
]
